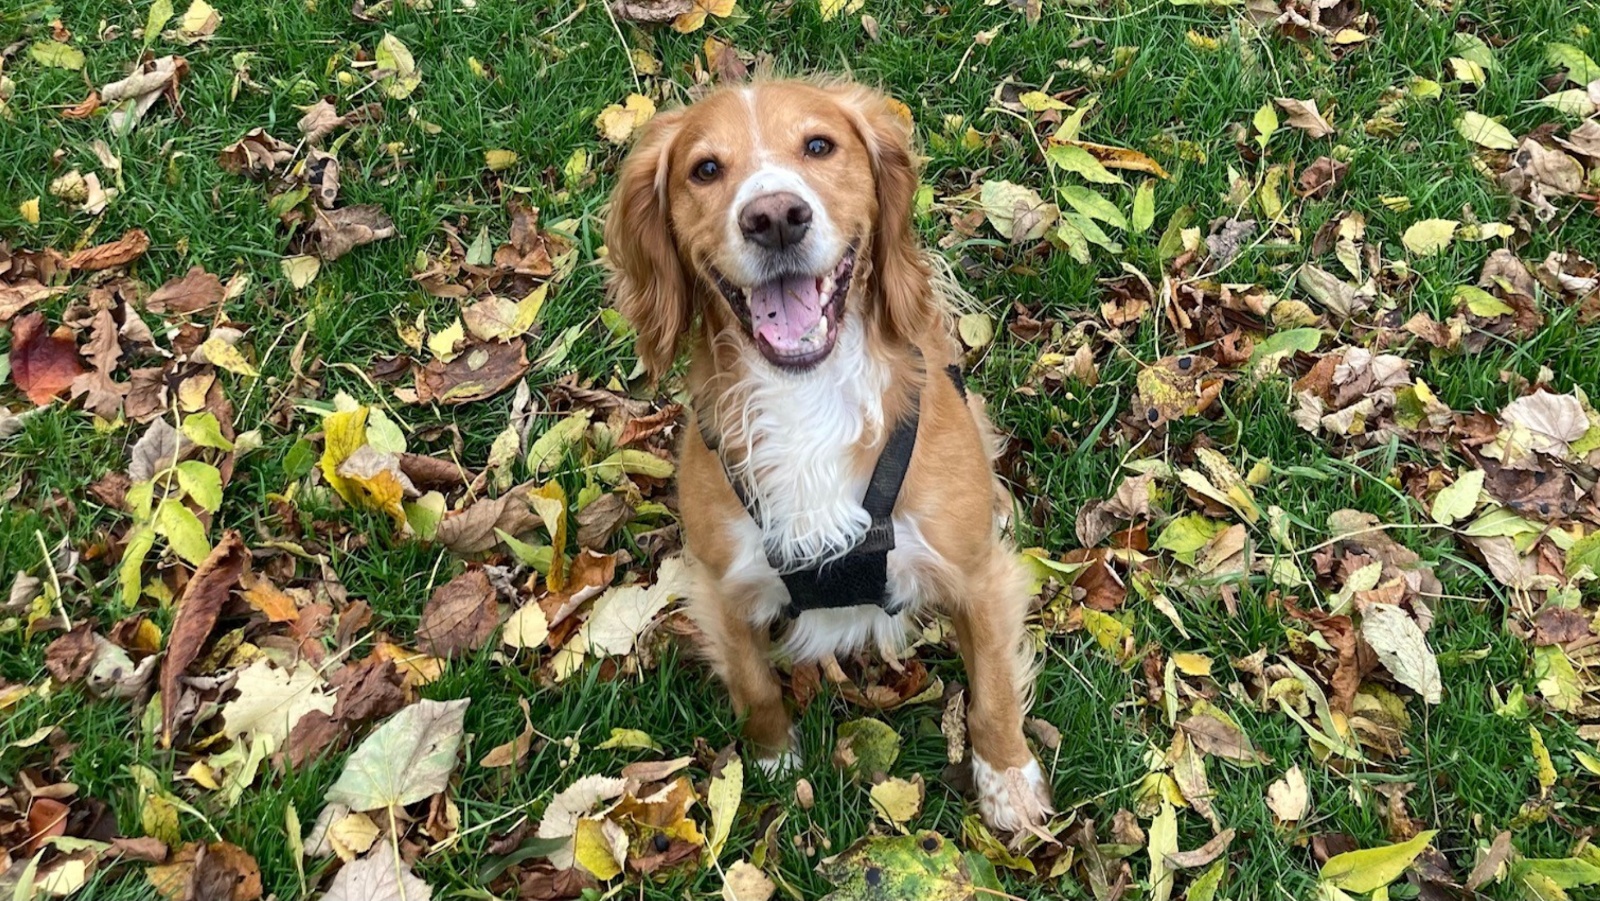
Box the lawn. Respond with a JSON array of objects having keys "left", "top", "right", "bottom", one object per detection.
[{"left": 1, "top": 0, "right": 1598, "bottom": 899}]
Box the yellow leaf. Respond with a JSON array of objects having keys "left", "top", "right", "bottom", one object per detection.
[
  {"left": 1402, "top": 218, "right": 1459, "bottom": 256},
  {"left": 19, "top": 198, "right": 40, "bottom": 224},
  {"left": 502, "top": 604, "right": 549, "bottom": 649},
  {"left": 1172, "top": 653, "right": 1213, "bottom": 676},
  {"left": 573, "top": 817, "right": 625, "bottom": 881},
  {"left": 200, "top": 337, "right": 259, "bottom": 377},
  {"left": 1081, "top": 608, "right": 1130, "bottom": 654},
  {"left": 957, "top": 312, "right": 994, "bottom": 348},
  {"left": 596, "top": 728, "right": 661, "bottom": 751},
  {"left": 707, "top": 755, "right": 743, "bottom": 861},
  {"left": 819, "top": 0, "right": 866, "bottom": 20},
  {"left": 1457, "top": 111, "right": 1517, "bottom": 150},
  {"left": 869, "top": 775, "right": 925, "bottom": 828},
  {"left": 319, "top": 406, "right": 369, "bottom": 504},
  {"left": 531, "top": 481, "right": 569, "bottom": 590},
  {"left": 1530, "top": 726, "right": 1555, "bottom": 799},
  {"left": 1320, "top": 831, "right": 1438, "bottom": 893},
  {"left": 428, "top": 318, "right": 465, "bottom": 362},
  {"left": 374, "top": 642, "right": 444, "bottom": 687},
  {"left": 328, "top": 812, "right": 380, "bottom": 861},
  {"left": 29, "top": 41, "right": 85, "bottom": 70},
  {"left": 485, "top": 149, "right": 519, "bottom": 171},
  {"left": 281, "top": 254, "right": 320, "bottom": 289},
  {"left": 375, "top": 32, "right": 422, "bottom": 99},
  {"left": 595, "top": 94, "right": 656, "bottom": 144}
]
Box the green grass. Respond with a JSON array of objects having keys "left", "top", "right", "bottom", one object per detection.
[{"left": 2, "top": 0, "right": 1598, "bottom": 898}]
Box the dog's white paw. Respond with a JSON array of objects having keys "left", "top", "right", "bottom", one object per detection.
[
  {"left": 971, "top": 754, "right": 1053, "bottom": 835},
  {"left": 753, "top": 747, "right": 803, "bottom": 778}
]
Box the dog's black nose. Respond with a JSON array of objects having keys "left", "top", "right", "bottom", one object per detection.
[{"left": 739, "top": 192, "right": 812, "bottom": 250}]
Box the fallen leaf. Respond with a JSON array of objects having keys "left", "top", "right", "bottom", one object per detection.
[
  {"left": 707, "top": 755, "right": 742, "bottom": 861},
  {"left": 722, "top": 860, "right": 776, "bottom": 901},
  {"left": 1275, "top": 97, "right": 1336, "bottom": 137},
  {"left": 870, "top": 775, "right": 925, "bottom": 828},
  {"left": 160, "top": 531, "right": 248, "bottom": 746},
  {"left": 65, "top": 228, "right": 151, "bottom": 271},
  {"left": 30, "top": 41, "right": 86, "bottom": 69},
  {"left": 1430, "top": 469, "right": 1484, "bottom": 526},
  {"left": 980, "top": 180, "right": 1057, "bottom": 241},
  {"left": 325, "top": 698, "right": 470, "bottom": 813},
  {"left": 1457, "top": 111, "right": 1517, "bottom": 150},
  {"left": 168, "top": 0, "right": 220, "bottom": 43},
  {"left": 221, "top": 659, "right": 335, "bottom": 753},
  {"left": 1361, "top": 604, "right": 1442, "bottom": 704},
  {"left": 147, "top": 266, "right": 225, "bottom": 315},
  {"left": 414, "top": 338, "right": 529, "bottom": 405},
  {"left": 832, "top": 717, "right": 901, "bottom": 779},
  {"left": 417, "top": 569, "right": 499, "bottom": 658},
  {"left": 1320, "top": 830, "right": 1437, "bottom": 893},
  {"left": 321, "top": 842, "right": 432, "bottom": 901},
  {"left": 374, "top": 33, "right": 422, "bottom": 99},
  {"left": 9, "top": 313, "right": 85, "bottom": 406},
  {"left": 595, "top": 94, "right": 657, "bottom": 144},
  {"left": 101, "top": 56, "right": 187, "bottom": 135},
  {"left": 816, "top": 832, "right": 996, "bottom": 901},
  {"left": 309, "top": 205, "right": 396, "bottom": 261},
  {"left": 1266, "top": 765, "right": 1309, "bottom": 822},
  {"left": 1402, "top": 218, "right": 1459, "bottom": 256}
]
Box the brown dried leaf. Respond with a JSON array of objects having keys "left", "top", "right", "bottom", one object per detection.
[
  {"left": 218, "top": 129, "right": 294, "bottom": 176},
  {"left": 10, "top": 312, "right": 86, "bottom": 406},
  {"left": 309, "top": 205, "right": 395, "bottom": 261},
  {"left": 610, "top": 0, "right": 693, "bottom": 22},
  {"left": 417, "top": 569, "right": 499, "bottom": 658},
  {"left": 414, "top": 338, "right": 529, "bottom": 405},
  {"left": 1275, "top": 97, "right": 1336, "bottom": 138},
  {"left": 64, "top": 229, "right": 151, "bottom": 271},
  {"left": 45, "top": 622, "right": 98, "bottom": 683},
  {"left": 159, "top": 531, "right": 249, "bottom": 746},
  {"left": 147, "top": 267, "right": 225, "bottom": 315}
]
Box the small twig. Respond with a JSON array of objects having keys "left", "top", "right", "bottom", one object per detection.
[
  {"left": 34, "top": 531, "right": 69, "bottom": 631},
  {"left": 599, "top": 0, "right": 642, "bottom": 94}
]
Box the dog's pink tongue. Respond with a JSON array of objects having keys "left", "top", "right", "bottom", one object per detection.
[{"left": 749, "top": 275, "right": 825, "bottom": 354}]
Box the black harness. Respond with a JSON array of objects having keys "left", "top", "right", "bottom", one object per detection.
[{"left": 697, "top": 364, "right": 967, "bottom": 620}]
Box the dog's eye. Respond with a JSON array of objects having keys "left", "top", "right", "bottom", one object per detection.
[
  {"left": 804, "top": 136, "right": 834, "bottom": 158},
  {"left": 691, "top": 159, "right": 721, "bottom": 183}
]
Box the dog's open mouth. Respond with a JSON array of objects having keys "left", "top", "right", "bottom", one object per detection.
[{"left": 713, "top": 249, "right": 856, "bottom": 370}]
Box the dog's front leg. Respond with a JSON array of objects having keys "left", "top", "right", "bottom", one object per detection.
[
  {"left": 692, "top": 583, "right": 797, "bottom": 774},
  {"left": 950, "top": 558, "right": 1053, "bottom": 836}
]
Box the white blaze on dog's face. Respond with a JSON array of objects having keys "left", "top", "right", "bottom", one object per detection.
[{"left": 605, "top": 80, "right": 929, "bottom": 376}]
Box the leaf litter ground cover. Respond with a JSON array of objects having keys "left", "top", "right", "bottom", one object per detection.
[{"left": 0, "top": 0, "right": 1598, "bottom": 899}]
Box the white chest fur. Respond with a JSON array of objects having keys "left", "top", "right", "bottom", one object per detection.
[{"left": 701, "top": 322, "right": 956, "bottom": 661}]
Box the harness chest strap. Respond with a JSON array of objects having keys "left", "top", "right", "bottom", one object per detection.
[{"left": 695, "top": 363, "right": 968, "bottom": 619}]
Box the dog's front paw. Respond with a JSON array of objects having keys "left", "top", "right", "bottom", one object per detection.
[
  {"left": 752, "top": 747, "right": 803, "bottom": 778},
  {"left": 971, "top": 754, "right": 1053, "bottom": 836}
]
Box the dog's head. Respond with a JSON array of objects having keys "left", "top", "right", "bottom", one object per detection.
[{"left": 605, "top": 80, "right": 931, "bottom": 377}]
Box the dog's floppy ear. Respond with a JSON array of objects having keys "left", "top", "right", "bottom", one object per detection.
[
  {"left": 829, "top": 84, "right": 933, "bottom": 345},
  {"left": 604, "top": 110, "right": 689, "bottom": 380}
]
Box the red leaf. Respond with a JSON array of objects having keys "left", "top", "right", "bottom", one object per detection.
[{"left": 10, "top": 312, "right": 86, "bottom": 406}]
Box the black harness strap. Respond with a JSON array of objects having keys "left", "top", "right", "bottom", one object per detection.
[{"left": 696, "top": 362, "right": 968, "bottom": 620}]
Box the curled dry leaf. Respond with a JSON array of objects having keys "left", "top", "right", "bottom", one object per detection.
[
  {"left": 218, "top": 129, "right": 294, "bottom": 176},
  {"left": 64, "top": 228, "right": 151, "bottom": 271},
  {"left": 309, "top": 205, "right": 396, "bottom": 261},
  {"left": 610, "top": 0, "right": 694, "bottom": 22},
  {"left": 102, "top": 56, "right": 188, "bottom": 135},
  {"left": 1274, "top": 97, "right": 1336, "bottom": 138},
  {"left": 146, "top": 266, "right": 225, "bottom": 315},
  {"left": 159, "top": 531, "right": 249, "bottom": 747}
]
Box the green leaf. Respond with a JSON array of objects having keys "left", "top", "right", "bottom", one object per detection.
[
  {"left": 595, "top": 449, "right": 674, "bottom": 484},
  {"left": 707, "top": 756, "right": 742, "bottom": 861},
  {"left": 119, "top": 525, "right": 157, "bottom": 607},
  {"left": 1154, "top": 514, "right": 1225, "bottom": 558},
  {"left": 1533, "top": 644, "right": 1581, "bottom": 713},
  {"left": 494, "top": 529, "right": 552, "bottom": 573},
  {"left": 1453, "top": 33, "right": 1499, "bottom": 71},
  {"left": 283, "top": 438, "right": 317, "bottom": 480},
  {"left": 1253, "top": 103, "right": 1279, "bottom": 150},
  {"left": 326, "top": 699, "right": 469, "bottom": 812},
  {"left": 1045, "top": 144, "right": 1124, "bottom": 184},
  {"left": 174, "top": 460, "right": 224, "bottom": 513},
  {"left": 957, "top": 313, "right": 994, "bottom": 349},
  {"left": 1061, "top": 211, "right": 1120, "bottom": 252},
  {"left": 1402, "top": 218, "right": 1459, "bottom": 256},
  {"left": 595, "top": 728, "right": 660, "bottom": 752},
  {"left": 1149, "top": 800, "right": 1179, "bottom": 901},
  {"left": 1132, "top": 179, "right": 1155, "bottom": 233},
  {"left": 1250, "top": 327, "right": 1322, "bottom": 365},
  {"left": 1157, "top": 205, "right": 1195, "bottom": 261},
  {"left": 1320, "top": 831, "right": 1437, "bottom": 893},
  {"left": 181, "top": 412, "right": 235, "bottom": 450},
  {"left": 1455, "top": 285, "right": 1515, "bottom": 317},
  {"left": 1058, "top": 185, "right": 1128, "bottom": 230},
  {"left": 1457, "top": 112, "right": 1517, "bottom": 150},
  {"left": 527, "top": 410, "right": 592, "bottom": 474},
  {"left": 1546, "top": 42, "right": 1599, "bottom": 84},
  {"left": 374, "top": 32, "right": 422, "bottom": 99},
  {"left": 834, "top": 718, "right": 901, "bottom": 779},
  {"left": 1430, "top": 469, "right": 1484, "bottom": 526},
  {"left": 1565, "top": 531, "right": 1600, "bottom": 579},
  {"left": 1053, "top": 219, "right": 1092, "bottom": 264},
  {"left": 144, "top": 0, "right": 175, "bottom": 47},
  {"left": 817, "top": 832, "right": 992, "bottom": 901},
  {"left": 153, "top": 498, "right": 211, "bottom": 566},
  {"left": 29, "top": 41, "right": 85, "bottom": 70},
  {"left": 1518, "top": 858, "right": 1600, "bottom": 890},
  {"left": 1187, "top": 860, "right": 1227, "bottom": 901}
]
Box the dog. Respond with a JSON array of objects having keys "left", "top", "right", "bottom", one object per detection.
[{"left": 604, "top": 78, "right": 1053, "bottom": 835}]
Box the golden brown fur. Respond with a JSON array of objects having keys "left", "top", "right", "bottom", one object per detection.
[{"left": 605, "top": 79, "right": 1052, "bottom": 835}]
